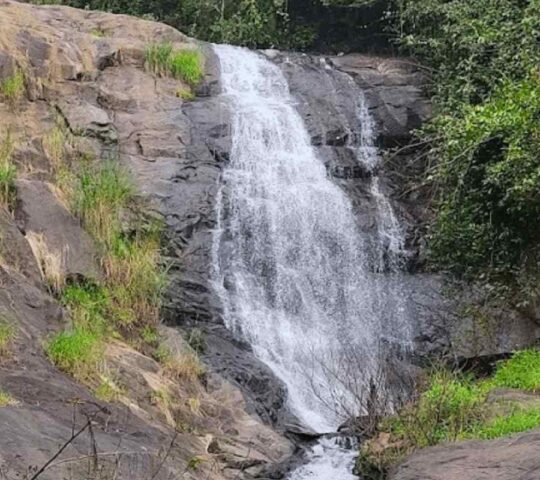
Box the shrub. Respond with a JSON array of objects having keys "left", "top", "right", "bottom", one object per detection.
[
  {"left": 394, "top": 0, "right": 540, "bottom": 296},
  {"left": 0, "top": 320, "right": 15, "bottom": 358},
  {"left": 384, "top": 370, "right": 485, "bottom": 448},
  {"left": 0, "top": 131, "right": 16, "bottom": 210},
  {"left": 45, "top": 329, "right": 102, "bottom": 380},
  {"left": 0, "top": 70, "right": 25, "bottom": 105},
  {"left": 361, "top": 350, "right": 540, "bottom": 475}
]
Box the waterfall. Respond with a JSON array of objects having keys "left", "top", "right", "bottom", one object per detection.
[{"left": 211, "top": 45, "right": 412, "bottom": 438}]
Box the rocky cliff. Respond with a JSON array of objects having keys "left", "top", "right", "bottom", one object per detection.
[
  {"left": 0, "top": 2, "right": 291, "bottom": 478},
  {"left": 0, "top": 1, "right": 539, "bottom": 479}
]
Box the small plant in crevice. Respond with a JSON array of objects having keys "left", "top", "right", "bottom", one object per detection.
[
  {"left": 0, "top": 69, "right": 25, "bottom": 106},
  {"left": 175, "top": 88, "right": 195, "bottom": 101},
  {"left": 187, "top": 456, "right": 204, "bottom": 471},
  {"left": 156, "top": 345, "right": 205, "bottom": 383},
  {"left": 186, "top": 328, "right": 206, "bottom": 354},
  {"left": 0, "top": 319, "right": 16, "bottom": 359},
  {"left": 94, "top": 371, "right": 124, "bottom": 402},
  {"left": 0, "top": 389, "right": 17, "bottom": 407},
  {"left": 0, "top": 131, "right": 16, "bottom": 210}
]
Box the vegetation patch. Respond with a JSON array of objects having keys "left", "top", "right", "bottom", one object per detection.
[
  {"left": 393, "top": 0, "right": 540, "bottom": 301},
  {"left": 94, "top": 372, "right": 124, "bottom": 402},
  {"left": 0, "top": 131, "right": 16, "bottom": 210},
  {"left": 155, "top": 345, "right": 205, "bottom": 382},
  {"left": 490, "top": 349, "right": 540, "bottom": 392},
  {"left": 0, "top": 320, "right": 16, "bottom": 359},
  {"left": 0, "top": 70, "right": 25, "bottom": 105},
  {"left": 0, "top": 389, "right": 17, "bottom": 407},
  {"left": 360, "top": 349, "right": 540, "bottom": 475},
  {"left": 145, "top": 43, "right": 203, "bottom": 86},
  {"left": 45, "top": 328, "right": 102, "bottom": 381}
]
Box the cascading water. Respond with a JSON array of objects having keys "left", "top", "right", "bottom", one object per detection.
[{"left": 211, "top": 44, "right": 412, "bottom": 477}]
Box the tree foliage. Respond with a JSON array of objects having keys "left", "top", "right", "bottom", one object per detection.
[{"left": 394, "top": 0, "right": 540, "bottom": 300}]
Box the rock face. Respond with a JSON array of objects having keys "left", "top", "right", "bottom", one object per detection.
[
  {"left": 0, "top": 1, "right": 538, "bottom": 479},
  {"left": 0, "top": 2, "right": 292, "bottom": 479},
  {"left": 389, "top": 428, "right": 540, "bottom": 480}
]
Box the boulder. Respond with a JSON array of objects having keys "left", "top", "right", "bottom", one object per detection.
[{"left": 390, "top": 429, "right": 540, "bottom": 480}]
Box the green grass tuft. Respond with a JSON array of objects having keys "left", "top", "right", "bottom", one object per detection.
[
  {"left": 145, "top": 43, "right": 203, "bottom": 86},
  {"left": 73, "top": 161, "right": 132, "bottom": 248},
  {"left": 0, "top": 389, "right": 16, "bottom": 407},
  {"left": 0, "top": 70, "right": 25, "bottom": 105},
  {"left": 61, "top": 283, "right": 110, "bottom": 335},
  {"left": 0, "top": 131, "right": 16, "bottom": 210},
  {"left": 169, "top": 50, "right": 203, "bottom": 86},
  {"left": 45, "top": 329, "right": 102, "bottom": 380},
  {"left": 0, "top": 320, "right": 15, "bottom": 358}
]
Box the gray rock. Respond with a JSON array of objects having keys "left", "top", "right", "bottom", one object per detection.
[
  {"left": 14, "top": 179, "right": 101, "bottom": 282},
  {"left": 390, "top": 428, "right": 540, "bottom": 480}
]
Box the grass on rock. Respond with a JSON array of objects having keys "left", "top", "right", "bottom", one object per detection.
[
  {"left": 145, "top": 42, "right": 203, "bottom": 86},
  {"left": 0, "top": 70, "right": 25, "bottom": 105},
  {"left": 45, "top": 328, "right": 102, "bottom": 381},
  {"left": 0, "top": 320, "right": 15, "bottom": 358},
  {"left": 44, "top": 146, "right": 165, "bottom": 385},
  {"left": 0, "top": 131, "right": 16, "bottom": 210},
  {"left": 361, "top": 348, "right": 540, "bottom": 474},
  {"left": 0, "top": 389, "right": 17, "bottom": 407}
]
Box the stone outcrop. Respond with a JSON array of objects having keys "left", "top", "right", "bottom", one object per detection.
[{"left": 390, "top": 428, "right": 540, "bottom": 480}]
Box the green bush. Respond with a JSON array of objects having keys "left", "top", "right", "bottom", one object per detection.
[
  {"left": 394, "top": 0, "right": 540, "bottom": 296},
  {"left": 384, "top": 371, "right": 485, "bottom": 447},
  {"left": 362, "top": 350, "right": 540, "bottom": 474},
  {"left": 45, "top": 329, "right": 102, "bottom": 380}
]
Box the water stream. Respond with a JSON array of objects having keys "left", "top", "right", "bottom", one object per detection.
[{"left": 211, "top": 45, "right": 411, "bottom": 478}]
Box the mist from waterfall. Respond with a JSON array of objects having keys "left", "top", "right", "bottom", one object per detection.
[{"left": 211, "top": 44, "right": 412, "bottom": 436}]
